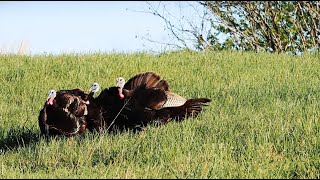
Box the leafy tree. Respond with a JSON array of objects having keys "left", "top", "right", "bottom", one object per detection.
[{"left": 145, "top": 1, "right": 320, "bottom": 54}]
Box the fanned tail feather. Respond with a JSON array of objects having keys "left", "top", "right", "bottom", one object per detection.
[
  {"left": 175, "top": 98, "right": 211, "bottom": 121},
  {"left": 162, "top": 91, "right": 187, "bottom": 108},
  {"left": 124, "top": 72, "right": 170, "bottom": 91}
]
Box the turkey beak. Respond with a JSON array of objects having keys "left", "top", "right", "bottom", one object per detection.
[
  {"left": 116, "top": 81, "right": 121, "bottom": 88},
  {"left": 89, "top": 87, "right": 93, "bottom": 94}
]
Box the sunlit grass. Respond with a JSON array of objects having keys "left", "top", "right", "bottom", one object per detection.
[{"left": 0, "top": 50, "right": 319, "bottom": 178}]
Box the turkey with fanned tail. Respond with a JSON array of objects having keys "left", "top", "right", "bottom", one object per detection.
[
  {"left": 116, "top": 72, "right": 211, "bottom": 124},
  {"left": 85, "top": 72, "right": 211, "bottom": 133},
  {"left": 84, "top": 75, "right": 170, "bottom": 133}
]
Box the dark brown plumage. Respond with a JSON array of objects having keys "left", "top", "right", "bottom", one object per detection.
[
  {"left": 86, "top": 86, "right": 140, "bottom": 132},
  {"left": 120, "top": 72, "right": 211, "bottom": 123},
  {"left": 87, "top": 72, "right": 211, "bottom": 133},
  {"left": 38, "top": 89, "right": 89, "bottom": 137},
  {"left": 143, "top": 98, "right": 211, "bottom": 124},
  {"left": 123, "top": 71, "right": 170, "bottom": 91}
]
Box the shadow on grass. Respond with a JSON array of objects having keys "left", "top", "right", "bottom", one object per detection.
[
  {"left": 0, "top": 127, "right": 41, "bottom": 153},
  {"left": 0, "top": 123, "right": 158, "bottom": 154}
]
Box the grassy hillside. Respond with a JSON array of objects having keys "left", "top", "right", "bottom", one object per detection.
[{"left": 0, "top": 50, "right": 319, "bottom": 178}]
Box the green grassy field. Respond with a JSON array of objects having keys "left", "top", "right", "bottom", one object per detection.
[{"left": 0, "top": 50, "right": 319, "bottom": 178}]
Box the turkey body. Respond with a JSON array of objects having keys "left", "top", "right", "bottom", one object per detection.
[
  {"left": 86, "top": 86, "right": 145, "bottom": 133},
  {"left": 123, "top": 84, "right": 211, "bottom": 124},
  {"left": 38, "top": 89, "right": 89, "bottom": 137},
  {"left": 88, "top": 72, "right": 211, "bottom": 133},
  {"left": 121, "top": 72, "right": 211, "bottom": 124}
]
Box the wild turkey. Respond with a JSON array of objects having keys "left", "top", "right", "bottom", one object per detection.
[
  {"left": 117, "top": 72, "right": 211, "bottom": 124},
  {"left": 86, "top": 72, "right": 211, "bottom": 133},
  {"left": 99, "top": 72, "right": 211, "bottom": 129},
  {"left": 38, "top": 88, "right": 90, "bottom": 137}
]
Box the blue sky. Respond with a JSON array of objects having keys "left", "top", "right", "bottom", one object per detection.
[{"left": 1, "top": 1, "right": 191, "bottom": 55}]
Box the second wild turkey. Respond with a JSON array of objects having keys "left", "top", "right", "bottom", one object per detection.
[
  {"left": 116, "top": 71, "right": 211, "bottom": 124},
  {"left": 86, "top": 78, "right": 168, "bottom": 133},
  {"left": 85, "top": 72, "right": 211, "bottom": 133},
  {"left": 116, "top": 72, "right": 211, "bottom": 124}
]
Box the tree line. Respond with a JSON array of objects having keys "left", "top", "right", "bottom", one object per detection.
[{"left": 144, "top": 1, "right": 320, "bottom": 55}]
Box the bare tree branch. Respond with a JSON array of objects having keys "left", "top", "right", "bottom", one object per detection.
[{"left": 133, "top": 1, "right": 320, "bottom": 54}]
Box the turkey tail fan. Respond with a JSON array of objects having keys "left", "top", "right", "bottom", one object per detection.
[
  {"left": 161, "top": 91, "right": 187, "bottom": 108},
  {"left": 124, "top": 72, "right": 170, "bottom": 91},
  {"left": 166, "top": 98, "right": 211, "bottom": 122}
]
